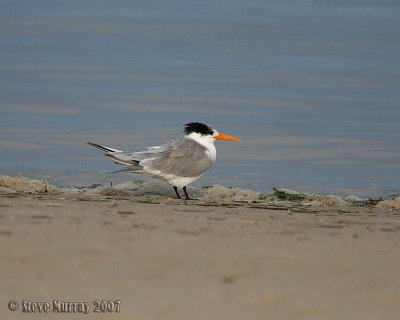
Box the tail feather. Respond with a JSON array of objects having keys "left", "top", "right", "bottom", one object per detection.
[
  {"left": 88, "top": 142, "right": 141, "bottom": 167},
  {"left": 105, "top": 154, "right": 140, "bottom": 166},
  {"left": 87, "top": 142, "right": 122, "bottom": 153}
]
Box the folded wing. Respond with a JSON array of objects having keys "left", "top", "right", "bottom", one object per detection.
[{"left": 139, "top": 139, "right": 214, "bottom": 177}]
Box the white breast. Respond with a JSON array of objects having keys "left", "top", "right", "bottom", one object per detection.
[
  {"left": 206, "top": 144, "right": 217, "bottom": 162},
  {"left": 185, "top": 132, "right": 217, "bottom": 163}
]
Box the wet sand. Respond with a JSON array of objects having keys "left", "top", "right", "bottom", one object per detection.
[{"left": 1, "top": 191, "right": 400, "bottom": 320}]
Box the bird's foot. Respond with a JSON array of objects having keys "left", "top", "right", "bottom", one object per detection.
[
  {"left": 185, "top": 196, "right": 199, "bottom": 201},
  {"left": 173, "top": 186, "right": 182, "bottom": 199},
  {"left": 173, "top": 186, "right": 199, "bottom": 201},
  {"left": 183, "top": 186, "right": 199, "bottom": 201}
]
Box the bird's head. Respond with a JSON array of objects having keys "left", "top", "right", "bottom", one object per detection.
[{"left": 183, "top": 122, "right": 241, "bottom": 145}]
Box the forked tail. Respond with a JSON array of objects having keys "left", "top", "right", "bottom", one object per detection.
[
  {"left": 87, "top": 142, "right": 122, "bottom": 153},
  {"left": 87, "top": 142, "right": 141, "bottom": 167}
]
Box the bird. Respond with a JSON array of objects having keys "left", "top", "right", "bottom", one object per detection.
[{"left": 87, "top": 122, "right": 240, "bottom": 200}]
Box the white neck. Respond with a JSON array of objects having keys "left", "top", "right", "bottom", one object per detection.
[{"left": 185, "top": 132, "right": 217, "bottom": 162}]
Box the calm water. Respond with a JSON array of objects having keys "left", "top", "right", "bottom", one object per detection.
[{"left": 1, "top": 1, "right": 400, "bottom": 197}]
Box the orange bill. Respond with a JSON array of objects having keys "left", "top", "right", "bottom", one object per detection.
[{"left": 214, "top": 133, "right": 241, "bottom": 142}]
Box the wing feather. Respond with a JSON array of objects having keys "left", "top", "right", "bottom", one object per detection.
[
  {"left": 140, "top": 139, "right": 214, "bottom": 177},
  {"left": 88, "top": 138, "right": 214, "bottom": 178}
]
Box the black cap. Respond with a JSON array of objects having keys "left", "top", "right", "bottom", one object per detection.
[{"left": 183, "top": 122, "right": 214, "bottom": 136}]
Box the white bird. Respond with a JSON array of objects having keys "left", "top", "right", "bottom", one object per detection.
[{"left": 87, "top": 122, "right": 241, "bottom": 200}]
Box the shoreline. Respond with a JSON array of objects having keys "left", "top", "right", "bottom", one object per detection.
[
  {"left": 1, "top": 175, "right": 400, "bottom": 319},
  {"left": 1, "top": 174, "right": 400, "bottom": 212}
]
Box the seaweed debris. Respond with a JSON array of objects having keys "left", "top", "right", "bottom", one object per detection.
[{"left": 0, "top": 174, "right": 62, "bottom": 195}]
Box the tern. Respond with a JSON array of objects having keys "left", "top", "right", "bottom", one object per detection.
[{"left": 87, "top": 122, "right": 240, "bottom": 200}]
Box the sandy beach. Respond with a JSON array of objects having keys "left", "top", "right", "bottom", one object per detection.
[
  {"left": 2, "top": 1, "right": 400, "bottom": 319},
  {"left": 1, "top": 176, "right": 400, "bottom": 320}
]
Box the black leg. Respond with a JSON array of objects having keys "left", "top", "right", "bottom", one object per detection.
[
  {"left": 173, "top": 186, "right": 182, "bottom": 199},
  {"left": 183, "top": 186, "right": 192, "bottom": 200}
]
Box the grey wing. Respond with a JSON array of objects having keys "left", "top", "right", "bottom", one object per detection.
[
  {"left": 102, "top": 144, "right": 167, "bottom": 167},
  {"left": 140, "top": 139, "right": 214, "bottom": 177}
]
